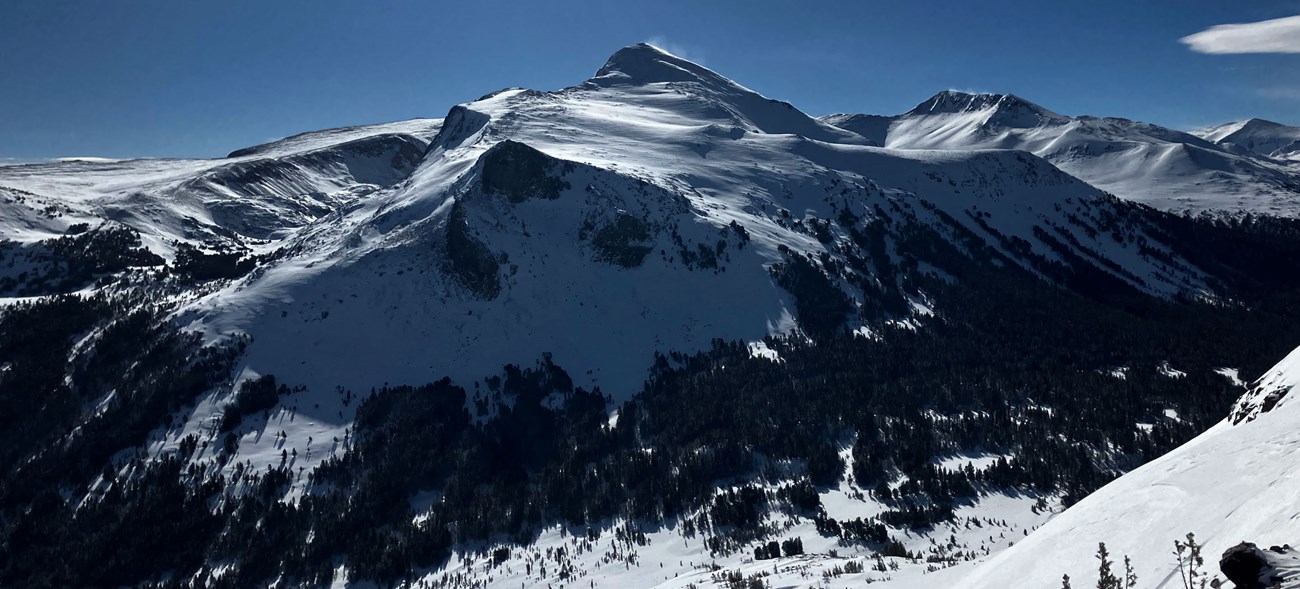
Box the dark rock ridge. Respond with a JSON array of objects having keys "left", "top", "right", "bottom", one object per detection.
[{"left": 480, "top": 140, "right": 571, "bottom": 203}]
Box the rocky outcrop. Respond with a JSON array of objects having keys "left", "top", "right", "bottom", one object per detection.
[{"left": 1220, "top": 542, "right": 1298, "bottom": 588}]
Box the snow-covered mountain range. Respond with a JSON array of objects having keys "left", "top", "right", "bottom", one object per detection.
[
  {"left": 822, "top": 92, "right": 1300, "bottom": 217},
  {"left": 1, "top": 43, "right": 1299, "bottom": 589},
  {"left": 3, "top": 43, "right": 1227, "bottom": 423}
]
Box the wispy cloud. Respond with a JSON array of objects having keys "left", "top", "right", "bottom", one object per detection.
[
  {"left": 645, "top": 36, "right": 704, "bottom": 64},
  {"left": 1180, "top": 14, "right": 1300, "bottom": 54},
  {"left": 53, "top": 157, "right": 119, "bottom": 164},
  {"left": 1257, "top": 86, "right": 1300, "bottom": 101},
  {"left": 945, "top": 87, "right": 997, "bottom": 96},
  {"left": 0, "top": 157, "right": 48, "bottom": 166}
]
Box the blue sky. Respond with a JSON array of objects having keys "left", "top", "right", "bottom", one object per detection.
[{"left": 2, "top": 0, "right": 1299, "bottom": 160}]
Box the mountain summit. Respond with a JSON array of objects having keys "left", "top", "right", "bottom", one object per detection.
[
  {"left": 585, "top": 43, "right": 868, "bottom": 144},
  {"left": 1195, "top": 117, "right": 1300, "bottom": 162},
  {"left": 905, "top": 90, "right": 1065, "bottom": 128},
  {"left": 590, "top": 43, "right": 730, "bottom": 88}
]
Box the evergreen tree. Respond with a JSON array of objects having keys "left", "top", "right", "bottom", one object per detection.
[
  {"left": 1123, "top": 555, "right": 1137, "bottom": 589},
  {"left": 1096, "top": 543, "right": 1120, "bottom": 589},
  {"left": 1174, "top": 532, "right": 1206, "bottom": 589}
]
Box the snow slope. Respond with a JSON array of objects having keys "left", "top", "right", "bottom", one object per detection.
[
  {"left": 822, "top": 92, "right": 1300, "bottom": 217},
  {"left": 1195, "top": 118, "right": 1300, "bottom": 163},
  {"left": 953, "top": 344, "right": 1300, "bottom": 589},
  {"left": 400, "top": 481, "right": 1053, "bottom": 589}
]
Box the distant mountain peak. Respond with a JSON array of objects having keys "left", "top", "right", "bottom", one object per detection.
[
  {"left": 1198, "top": 117, "right": 1295, "bottom": 138},
  {"left": 908, "top": 90, "right": 1058, "bottom": 119},
  {"left": 1241, "top": 117, "right": 1286, "bottom": 129},
  {"left": 1195, "top": 117, "right": 1300, "bottom": 161}
]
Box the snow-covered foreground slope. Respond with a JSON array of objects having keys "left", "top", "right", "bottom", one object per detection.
[
  {"left": 953, "top": 345, "right": 1300, "bottom": 589},
  {"left": 822, "top": 92, "right": 1300, "bottom": 217}
]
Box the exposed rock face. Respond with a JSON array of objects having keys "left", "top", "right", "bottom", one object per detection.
[
  {"left": 444, "top": 201, "right": 501, "bottom": 299},
  {"left": 1230, "top": 346, "right": 1300, "bottom": 425},
  {"left": 1221, "top": 542, "right": 1299, "bottom": 588},
  {"left": 480, "top": 140, "right": 570, "bottom": 203},
  {"left": 1221, "top": 543, "right": 1268, "bottom": 588}
]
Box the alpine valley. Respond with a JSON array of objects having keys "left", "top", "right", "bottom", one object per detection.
[{"left": 2, "top": 44, "right": 1300, "bottom": 589}]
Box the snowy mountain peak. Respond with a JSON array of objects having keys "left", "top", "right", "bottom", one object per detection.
[
  {"left": 579, "top": 42, "right": 870, "bottom": 143},
  {"left": 907, "top": 90, "right": 1061, "bottom": 124},
  {"left": 908, "top": 90, "right": 993, "bottom": 113},
  {"left": 1232, "top": 118, "right": 1290, "bottom": 134},
  {"left": 1195, "top": 117, "right": 1300, "bottom": 162},
  {"left": 1196, "top": 118, "right": 1288, "bottom": 140},
  {"left": 590, "top": 42, "right": 732, "bottom": 89},
  {"left": 1240, "top": 117, "right": 1285, "bottom": 130}
]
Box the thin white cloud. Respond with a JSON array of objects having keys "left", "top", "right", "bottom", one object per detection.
[
  {"left": 1257, "top": 86, "right": 1300, "bottom": 101},
  {"left": 0, "top": 157, "right": 49, "bottom": 166},
  {"left": 54, "top": 156, "right": 119, "bottom": 164},
  {"left": 1180, "top": 14, "right": 1300, "bottom": 54},
  {"left": 945, "top": 87, "right": 996, "bottom": 96}
]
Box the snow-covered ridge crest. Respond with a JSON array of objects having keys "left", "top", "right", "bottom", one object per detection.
[{"left": 0, "top": 117, "right": 444, "bottom": 250}]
